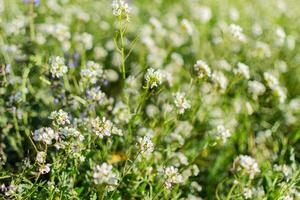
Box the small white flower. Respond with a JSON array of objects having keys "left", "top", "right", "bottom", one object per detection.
[
  {"left": 49, "top": 109, "right": 70, "bottom": 126},
  {"left": 212, "top": 71, "right": 228, "bottom": 90},
  {"left": 144, "top": 68, "right": 163, "bottom": 89},
  {"left": 93, "top": 163, "right": 118, "bottom": 185},
  {"left": 181, "top": 19, "right": 193, "bottom": 35},
  {"left": 227, "top": 24, "right": 245, "bottom": 42},
  {"left": 36, "top": 151, "right": 46, "bottom": 164},
  {"left": 49, "top": 56, "right": 68, "bottom": 78},
  {"left": 33, "top": 127, "right": 58, "bottom": 145},
  {"left": 215, "top": 125, "right": 231, "bottom": 143},
  {"left": 264, "top": 72, "right": 279, "bottom": 90},
  {"left": 90, "top": 117, "right": 113, "bottom": 138},
  {"left": 194, "top": 60, "right": 211, "bottom": 78},
  {"left": 137, "top": 136, "right": 154, "bottom": 155},
  {"left": 112, "top": 0, "right": 130, "bottom": 22},
  {"left": 87, "top": 87, "right": 107, "bottom": 104},
  {"left": 39, "top": 164, "right": 51, "bottom": 174},
  {"left": 248, "top": 80, "right": 266, "bottom": 99},
  {"left": 233, "top": 155, "right": 260, "bottom": 179},
  {"left": 174, "top": 92, "right": 191, "bottom": 114},
  {"left": 81, "top": 61, "right": 104, "bottom": 85},
  {"left": 274, "top": 86, "right": 286, "bottom": 103},
  {"left": 164, "top": 166, "right": 183, "bottom": 189},
  {"left": 243, "top": 187, "right": 253, "bottom": 199},
  {"left": 234, "top": 62, "right": 250, "bottom": 79}
]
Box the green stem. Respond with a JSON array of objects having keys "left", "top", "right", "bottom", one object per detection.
[
  {"left": 29, "top": 2, "right": 35, "bottom": 41},
  {"left": 119, "top": 16, "right": 126, "bottom": 79}
]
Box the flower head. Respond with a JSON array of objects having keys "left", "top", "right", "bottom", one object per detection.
[
  {"left": 137, "top": 136, "right": 154, "bottom": 155},
  {"left": 49, "top": 109, "right": 70, "bottom": 126},
  {"left": 93, "top": 163, "right": 118, "bottom": 185},
  {"left": 112, "top": 0, "right": 130, "bottom": 22},
  {"left": 49, "top": 56, "right": 68, "bottom": 78},
  {"left": 164, "top": 166, "right": 183, "bottom": 189},
  {"left": 194, "top": 60, "right": 211, "bottom": 78},
  {"left": 174, "top": 92, "right": 191, "bottom": 114},
  {"left": 144, "top": 68, "right": 163, "bottom": 89},
  {"left": 233, "top": 155, "right": 260, "bottom": 179}
]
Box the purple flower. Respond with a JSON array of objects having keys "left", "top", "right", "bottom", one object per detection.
[
  {"left": 5, "top": 64, "right": 11, "bottom": 74},
  {"left": 23, "top": 0, "right": 40, "bottom": 6}
]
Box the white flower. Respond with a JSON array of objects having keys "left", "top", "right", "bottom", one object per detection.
[
  {"left": 137, "top": 136, "right": 154, "bottom": 155},
  {"left": 228, "top": 24, "right": 245, "bottom": 42},
  {"left": 112, "top": 101, "right": 131, "bottom": 123},
  {"left": 274, "top": 86, "right": 286, "bottom": 103},
  {"left": 264, "top": 72, "right": 279, "bottom": 89},
  {"left": 212, "top": 71, "right": 228, "bottom": 90},
  {"left": 81, "top": 61, "right": 104, "bottom": 85},
  {"left": 112, "top": 0, "right": 130, "bottom": 22},
  {"left": 49, "top": 109, "right": 70, "bottom": 126},
  {"left": 194, "top": 60, "right": 211, "bottom": 78},
  {"left": 248, "top": 81, "right": 266, "bottom": 99},
  {"left": 253, "top": 41, "right": 271, "bottom": 58},
  {"left": 59, "top": 127, "right": 84, "bottom": 141},
  {"left": 144, "top": 68, "right": 163, "bottom": 89},
  {"left": 264, "top": 72, "right": 286, "bottom": 103},
  {"left": 93, "top": 163, "right": 118, "bottom": 185},
  {"left": 234, "top": 62, "right": 250, "bottom": 79},
  {"left": 36, "top": 151, "right": 46, "bottom": 164},
  {"left": 74, "top": 32, "right": 93, "bottom": 50},
  {"left": 33, "top": 127, "right": 58, "bottom": 145},
  {"left": 215, "top": 125, "right": 231, "bottom": 143},
  {"left": 174, "top": 92, "right": 191, "bottom": 114},
  {"left": 164, "top": 166, "right": 183, "bottom": 189},
  {"left": 49, "top": 56, "right": 68, "bottom": 78},
  {"left": 233, "top": 155, "right": 260, "bottom": 179},
  {"left": 181, "top": 19, "right": 193, "bottom": 35},
  {"left": 243, "top": 187, "right": 253, "bottom": 199},
  {"left": 87, "top": 87, "right": 107, "bottom": 104},
  {"left": 90, "top": 117, "right": 113, "bottom": 138},
  {"left": 39, "top": 164, "right": 51, "bottom": 174}
]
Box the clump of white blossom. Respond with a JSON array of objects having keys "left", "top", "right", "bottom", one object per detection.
[
  {"left": 49, "top": 109, "right": 70, "bottom": 126},
  {"left": 227, "top": 24, "right": 246, "bottom": 42},
  {"left": 194, "top": 60, "right": 211, "bottom": 78},
  {"left": 214, "top": 125, "right": 231, "bottom": 143},
  {"left": 33, "top": 127, "right": 58, "bottom": 145},
  {"left": 90, "top": 117, "right": 113, "bottom": 138},
  {"left": 163, "top": 166, "right": 183, "bottom": 189},
  {"left": 144, "top": 68, "right": 163, "bottom": 89},
  {"left": 173, "top": 92, "right": 191, "bottom": 114},
  {"left": 112, "top": 0, "right": 130, "bottom": 22},
  {"left": 81, "top": 61, "right": 105, "bottom": 85},
  {"left": 49, "top": 56, "right": 68, "bottom": 78},
  {"left": 248, "top": 80, "right": 266, "bottom": 100},
  {"left": 93, "top": 163, "right": 118, "bottom": 186},
  {"left": 234, "top": 62, "right": 250, "bottom": 79},
  {"left": 233, "top": 155, "right": 260, "bottom": 179},
  {"left": 136, "top": 136, "right": 154, "bottom": 155},
  {"left": 264, "top": 72, "right": 286, "bottom": 103}
]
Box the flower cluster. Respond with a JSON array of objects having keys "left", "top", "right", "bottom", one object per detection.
[
  {"left": 163, "top": 166, "right": 183, "bottom": 189},
  {"left": 93, "top": 163, "right": 118, "bottom": 185},
  {"left": 49, "top": 109, "right": 70, "bottom": 126},
  {"left": 49, "top": 56, "right": 68, "bottom": 78},
  {"left": 112, "top": 0, "right": 130, "bottom": 22},
  {"left": 144, "top": 68, "right": 163, "bottom": 89},
  {"left": 233, "top": 155, "right": 260, "bottom": 179},
  {"left": 173, "top": 92, "right": 191, "bottom": 114},
  {"left": 194, "top": 60, "right": 211, "bottom": 78}
]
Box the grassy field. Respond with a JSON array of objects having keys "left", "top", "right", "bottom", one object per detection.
[{"left": 0, "top": 0, "right": 299, "bottom": 199}]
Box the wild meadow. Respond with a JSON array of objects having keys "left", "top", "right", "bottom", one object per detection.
[{"left": 0, "top": 0, "right": 299, "bottom": 199}]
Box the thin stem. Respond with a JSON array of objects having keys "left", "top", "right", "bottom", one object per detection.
[
  {"left": 119, "top": 15, "right": 126, "bottom": 79},
  {"left": 29, "top": 2, "right": 35, "bottom": 41}
]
